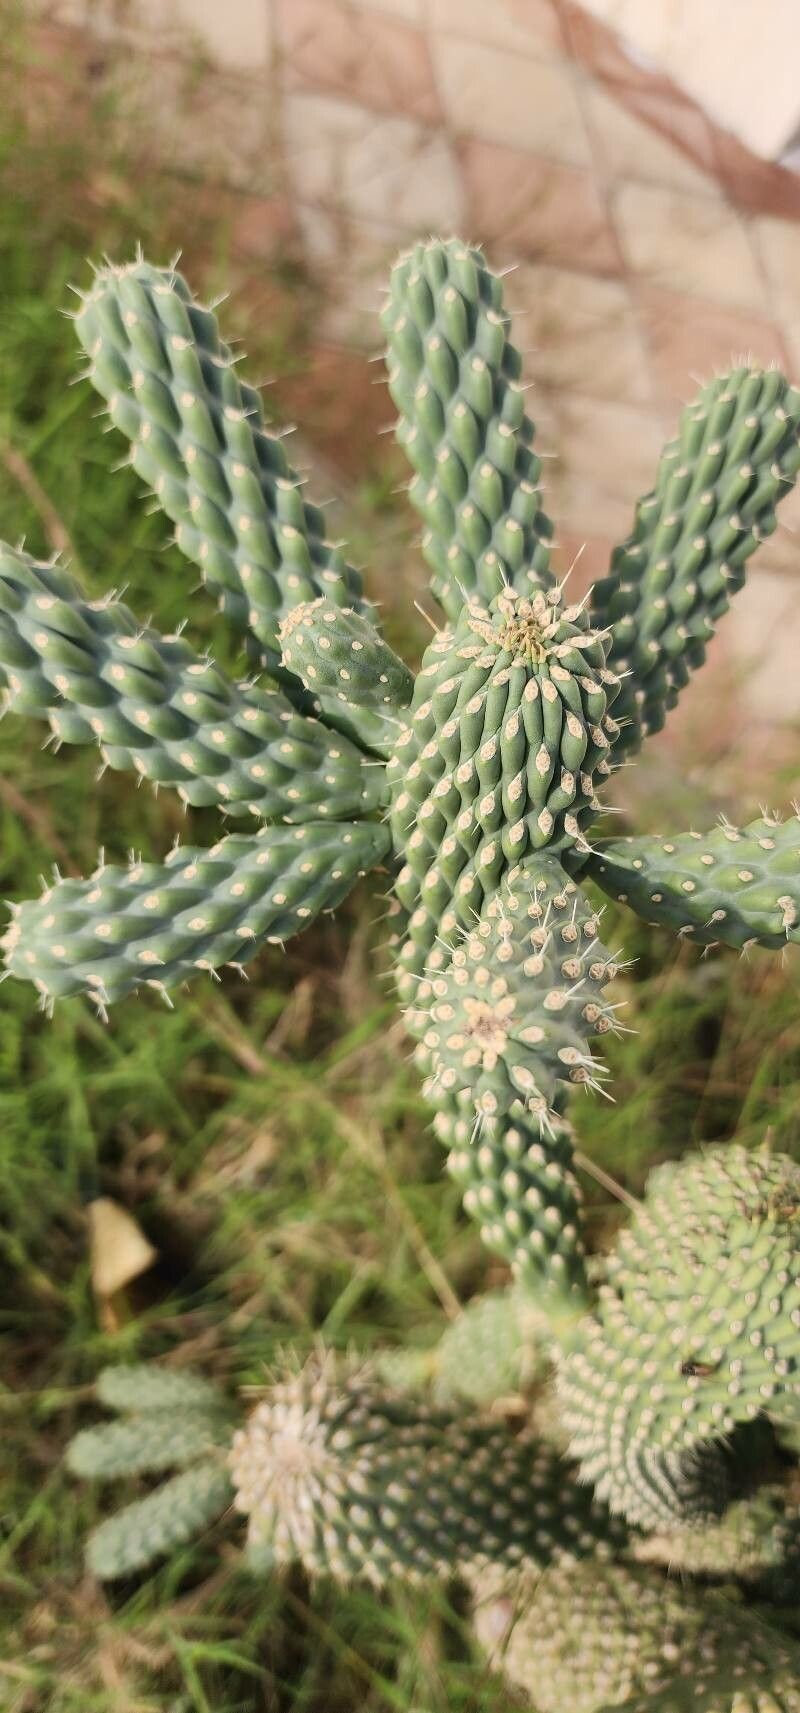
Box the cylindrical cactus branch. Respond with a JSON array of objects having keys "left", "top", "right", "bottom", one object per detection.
[
  {"left": 472, "top": 1557, "right": 800, "bottom": 1713},
  {"left": 2, "top": 820, "right": 390, "bottom": 1010},
  {"left": 0, "top": 544, "right": 385, "bottom": 820},
  {"left": 582, "top": 811, "right": 800, "bottom": 950},
  {"left": 590, "top": 365, "right": 800, "bottom": 760},
  {"left": 382, "top": 238, "right": 556, "bottom": 620},
  {"left": 72, "top": 258, "right": 386, "bottom": 752},
  {"left": 558, "top": 1144, "right": 800, "bottom": 1529}
]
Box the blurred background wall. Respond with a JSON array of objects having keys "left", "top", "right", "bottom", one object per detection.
[{"left": 23, "top": 0, "right": 800, "bottom": 756}]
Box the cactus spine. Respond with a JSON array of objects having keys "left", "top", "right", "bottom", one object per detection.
[{"left": 5, "top": 236, "right": 800, "bottom": 1702}]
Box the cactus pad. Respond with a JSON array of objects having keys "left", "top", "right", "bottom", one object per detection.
[
  {"left": 558, "top": 1145, "right": 800, "bottom": 1527},
  {"left": 473, "top": 1559, "right": 800, "bottom": 1713},
  {"left": 96, "top": 1363, "right": 228, "bottom": 1414},
  {"left": 86, "top": 1461, "right": 233, "bottom": 1579},
  {"left": 229, "top": 1364, "right": 620, "bottom": 1583},
  {"left": 433, "top": 1285, "right": 550, "bottom": 1405},
  {"left": 634, "top": 1488, "right": 800, "bottom": 1598},
  {"left": 66, "top": 1411, "right": 230, "bottom": 1480}
]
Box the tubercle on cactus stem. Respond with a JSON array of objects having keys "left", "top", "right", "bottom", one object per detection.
[{"left": 5, "top": 237, "right": 800, "bottom": 1707}]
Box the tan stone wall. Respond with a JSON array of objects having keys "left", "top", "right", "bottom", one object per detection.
[
  {"left": 579, "top": 0, "right": 800, "bottom": 161},
  {"left": 31, "top": 0, "right": 800, "bottom": 741}
]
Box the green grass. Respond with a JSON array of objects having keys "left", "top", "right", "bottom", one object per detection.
[{"left": 1, "top": 17, "right": 800, "bottom": 1709}]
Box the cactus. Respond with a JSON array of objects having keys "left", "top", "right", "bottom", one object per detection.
[
  {"left": 589, "top": 365, "right": 800, "bottom": 760},
  {"left": 6, "top": 237, "right": 800, "bottom": 1695},
  {"left": 4, "top": 238, "right": 799, "bottom": 1297},
  {"left": 584, "top": 811, "right": 800, "bottom": 949},
  {"left": 228, "top": 1362, "right": 621, "bottom": 1583},
  {"left": 634, "top": 1489, "right": 800, "bottom": 1599},
  {"left": 471, "top": 1559, "right": 800, "bottom": 1712},
  {"left": 66, "top": 1363, "right": 235, "bottom": 1576},
  {"left": 557, "top": 1144, "right": 800, "bottom": 1528},
  {"left": 376, "top": 1283, "right": 550, "bottom": 1406},
  {"left": 86, "top": 1463, "right": 234, "bottom": 1580}
]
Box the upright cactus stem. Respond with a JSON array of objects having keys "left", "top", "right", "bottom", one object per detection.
[
  {"left": 383, "top": 239, "right": 556, "bottom": 618},
  {"left": 591, "top": 364, "right": 800, "bottom": 758},
  {"left": 10, "top": 238, "right": 800, "bottom": 1692}
]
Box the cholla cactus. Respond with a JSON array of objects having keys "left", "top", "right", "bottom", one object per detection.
[
  {"left": 2, "top": 241, "right": 799, "bottom": 1305},
  {"left": 6, "top": 239, "right": 800, "bottom": 1699}
]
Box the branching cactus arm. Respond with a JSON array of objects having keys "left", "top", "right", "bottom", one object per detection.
[
  {"left": 383, "top": 239, "right": 555, "bottom": 620},
  {"left": 0, "top": 544, "right": 386, "bottom": 820},
  {"left": 591, "top": 365, "right": 800, "bottom": 760},
  {"left": 582, "top": 811, "right": 800, "bottom": 949},
  {"left": 73, "top": 258, "right": 390, "bottom": 752},
  {"left": 2, "top": 821, "right": 390, "bottom": 1012}
]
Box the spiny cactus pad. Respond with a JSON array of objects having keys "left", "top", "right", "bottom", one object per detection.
[
  {"left": 377, "top": 1284, "right": 551, "bottom": 1405},
  {"left": 66, "top": 1411, "right": 230, "bottom": 1480},
  {"left": 0, "top": 544, "right": 383, "bottom": 820},
  {"left": 473, "top": 1559, "right": 800, "bottom": 1713},
  {"left": 229, "top": 1365, "right": 620, "bottom": 1583},
  {"left": 590, "top": 364, "right": 800, "bottom": 759},
  {"left": 634, "top": 1488, "right": 800, "bottom": 1599},
  {"left": 2, "top": 820, "right": 389, "bottom": 1009},
  {"left": 585, "top": 811, "right": 800, "bottom": 949},
  {"left": 95, "top": 1363, "right": 228, "bottom": 1414},
  {"left": 433, "top": 1285, "right": 550, "bottom": 1406},
  {"left": 383, "top": 239, "right": 555, "bottom": 619},
  {"left": 558, "top": 1145, "right": 800, "bottom": 1527},
  {"left": 66, "top": 1361, "right": 236, "bottom": 1579}
]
